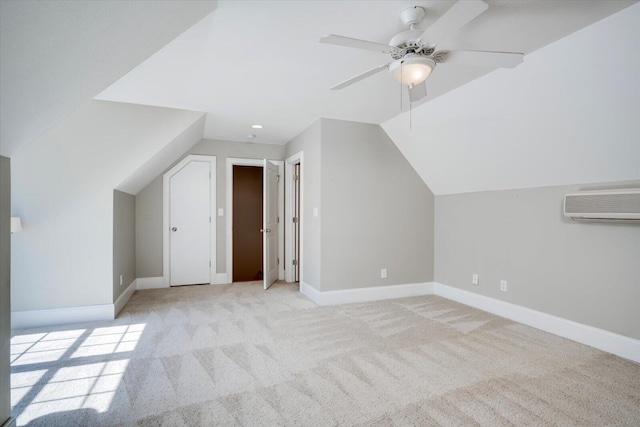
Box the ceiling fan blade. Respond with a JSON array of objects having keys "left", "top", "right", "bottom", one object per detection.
[
  {"left": 331, "top": 63, "right": 390, "bottom": 90},
  {"left": 438, "top": 50, "right": 523, "bottom": 68},
  {"left": 409, "top": 81, "right": 427, "bottom": 103},
  {"left": 321, "top": 34, "right": 399, "bottom": 55},
  {"left": 418, "top": 0, "right": 488, "bottom": 45}
]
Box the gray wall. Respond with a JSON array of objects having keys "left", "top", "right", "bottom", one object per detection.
[
  {"left": 113, "top": 190, "right": 136, "bottom": 302},
  {"left": 1, "top": 156, "right": 11, "bottom": 425},
  {"left": 136, "top": 177, "right": 163, "bottom": 278},
  {"left": 285, "top": 121, "right": 322, "bottom": 289},
  {"left": 135, "top": 139, "right": 285, "bottom": 278},
  {"left": 435, "top": 182, "right": 640, "bottom": 340},
  {"left": 320, "top": 119, "right": 434, "bottom": 291}
]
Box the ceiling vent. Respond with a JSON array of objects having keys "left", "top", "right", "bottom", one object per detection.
[{"left": 563, "top": 189, "right": 640, "bottom": 223}]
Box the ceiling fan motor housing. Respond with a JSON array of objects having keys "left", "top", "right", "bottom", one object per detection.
[
  {"left": 400, "top": 6, "right": 426, "bottom": 28},
  {"left": 390, "top": 7, "right": 433, "bottom": 59}
]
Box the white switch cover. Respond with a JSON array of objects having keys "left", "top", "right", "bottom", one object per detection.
[
  {"left": 218, "top": 208, "right": 224, "bottom": 216},
  {"left": 119, "top": 274, "right": 123, "bottom": 286},
  {"left": 313, "top": 207, "right": 318, "bottom": 217},
  {"left": 472, "top": 274, "right": 479, "bottom": 285},
  {"left": 500, "top": 280, "right": 508, "bottom": 292},
  {"left": 381, "top": 268, "right": 387, "bottom": 279}
]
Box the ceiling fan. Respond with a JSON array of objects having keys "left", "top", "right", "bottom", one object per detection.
[{"left": 320, "top": 0, "right": 523, "bottom": 103}]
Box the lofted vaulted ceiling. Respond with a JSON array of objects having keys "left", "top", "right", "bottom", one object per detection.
[
  {"left": 0, "top": 0, "right": 217, "bottom": 157},
  {"left": 95, "top": 0, "right": 636, "bottom": 145}
]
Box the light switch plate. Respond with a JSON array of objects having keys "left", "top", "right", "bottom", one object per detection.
[
  {"left": 500, "top": 280, "right": 508, "bottom": 292},
  {"left": 472, "top": 274, "right": 479, "bottom": 285},
  {"left": 218, "top": 208, "right": 224, "bottom": 216}
]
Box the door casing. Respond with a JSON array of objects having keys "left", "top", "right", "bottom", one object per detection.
[{"left": 285, "top": 151, "right": 304, "bottom": 284}]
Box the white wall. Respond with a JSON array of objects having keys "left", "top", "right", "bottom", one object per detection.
[
  {"left": 0, "top": 0, "right": 216, "bottom": 157},
  {"left": 382, "top": 3, "right": 640, "bottom": 195},
  {"left": 11, "top": 100, "right": 204, "bottom": 311}
]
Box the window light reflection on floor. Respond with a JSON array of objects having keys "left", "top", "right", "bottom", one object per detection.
[{"left": 10, "top": 323, "right": 146, "bottom": 425}]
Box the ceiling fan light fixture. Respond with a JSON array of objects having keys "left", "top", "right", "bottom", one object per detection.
[{"left": 389, "top": 54, "right": 435, "bottom": 85}]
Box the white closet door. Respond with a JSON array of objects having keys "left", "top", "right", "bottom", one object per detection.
[{"left": 170, "top": 160, "right": 211, "bottom": 286}]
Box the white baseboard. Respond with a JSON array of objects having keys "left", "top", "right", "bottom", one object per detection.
[
  {"left": 12, "top": 303, "right": 114, "bottom": 330},
  {"left": 300, "top": 281, "right": 434, "bottom": 306},
  {"left": 214, "top": 273, "right": 229, "bottom": 285},
  {"left": 300, "top": 281, "right": 321, "bottom": 304},
  {"left": 2, "top": 417, "right": 16, "bottom": 427},
  {"left": 433, "top": 283, "right": 640, "bottom": 364},
  {"left": 114, "top": 279, "right": 136, "bottom": 317},
  {"left": 136, "top": 276, "right": 166, "bottom": 290},
  {"left": 300, "top": 279, "right": 639, "bottom": 363}
]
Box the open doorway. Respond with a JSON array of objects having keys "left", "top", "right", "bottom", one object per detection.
[
  {"left": 292, "top": 163, "right": 301, "bottom": 282},
  {"left": 232, "top": 165, "right": 263, "bottom": 281},
  {"left": 226, "top": 158, "right": 284, "bottom": 289}
]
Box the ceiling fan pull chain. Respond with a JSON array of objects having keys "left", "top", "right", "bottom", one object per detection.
[
  {"left": 409, "top": 84, "right": 413, "bottom": 131},
  {"left": 400, "top": 61, "right": 404, "bottom": 112}
]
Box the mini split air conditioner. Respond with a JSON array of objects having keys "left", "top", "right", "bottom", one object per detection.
[{"left": 563, "top": 189, "right": 640, "bottom": 223}]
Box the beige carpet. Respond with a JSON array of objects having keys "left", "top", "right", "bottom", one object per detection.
[{"left": 10, "top": 281, "right": 640, "bottom": 426}]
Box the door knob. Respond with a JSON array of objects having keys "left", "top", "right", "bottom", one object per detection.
[
  {"left": 260, "top": 228, "right": 271, "bottom": 233},
  {"left": 172, "top": 227, "right": 177, "bottom": 232}
]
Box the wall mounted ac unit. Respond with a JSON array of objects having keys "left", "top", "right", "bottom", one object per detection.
[{"left": 563, "top": 189, "right": 640, "bottom": 223}]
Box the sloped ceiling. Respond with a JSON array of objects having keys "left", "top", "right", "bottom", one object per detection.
[
  {"left": 382, "top": 3, "right": 640, "bottom": 195},
  {"left": 0, "top": 0, "right": 217, "bottom": 157},
  {"left": 96, "top": 0, "right": 635, "bottom": 146}
]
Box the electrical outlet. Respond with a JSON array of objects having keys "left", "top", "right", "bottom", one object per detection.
[
  {"left": 500, "top": 280, "right": 508, "bottom": 292},
  {"left": 381, "top": 268, "right": 387, "bottom": 279},
  {"left": 119, "top": 274, "right": 123, "bottom": 286},
  {"left": 472, "top": 274, "right": 479, "bottom": 285}
]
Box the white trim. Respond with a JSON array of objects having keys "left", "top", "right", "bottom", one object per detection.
[
  {"left": 285, "top": 151, "right": 303, "bottom": 283},
  {"left": 114, "top": 279, "right": 136, "bottom": 316},
  {"left": 225, "top": 157, "right": 284, "bottom": 284},
  {"left": 272, "top": 160, "right": 285, "bottom": 281},
  {"left": 136, "top": 276, "right": 166, "bottom": 290},
  {"left": 433, "top": 283, "right": 640, "bottom": 364},
  {"left": 300, "top": 281, "right": 434, "bottom": 306},
  {"left": 12, "top": 304, "right": 114, "bottom": 330},
  {"left": 215, "top": 273, "right": 229, "bottom": 284},
  {"left": 2, "top": 417, "right": 16, "bottom": 427},
  {"left": 299, "top": 279, "right": 640, "bottom": 363},
  {"left": 163, "top": 155, "right": 216, "bottom": 287},
  {"left": 299, "top": 281, "right": 321, "bottom": 305}
]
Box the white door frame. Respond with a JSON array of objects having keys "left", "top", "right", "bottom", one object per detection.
[
  {"left": 163, "top": 155, "right": 216, "bottom": 287},
  {"left": 285, "top": 151, "right": 303, "bottom": 284},
  {"left": 226, "top": 157, "right": 284, "bottom": 284}
]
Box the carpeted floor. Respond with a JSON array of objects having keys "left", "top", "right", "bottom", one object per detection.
[{"left": 10, "top": 281, "right": 640, "bottom": 426}]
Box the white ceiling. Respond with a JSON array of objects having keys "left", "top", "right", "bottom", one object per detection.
[
  {"left": 0, "top": 0, "right": 217, "bottom": 157},
  {"left": 383, "top": 2, "right": 640, "bottom": 195},
  {"left": 96, "top": 0, "right": 636, "bottom": 145}
]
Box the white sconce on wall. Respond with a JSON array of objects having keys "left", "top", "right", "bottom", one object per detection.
[{"left": 11, "top": 217, "right": 22, "bottom": 234}]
